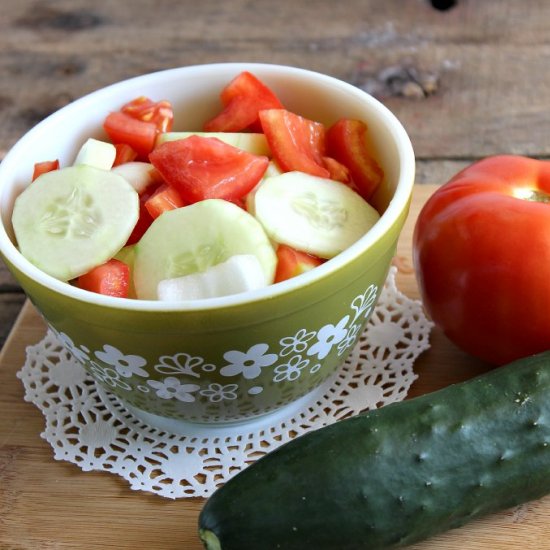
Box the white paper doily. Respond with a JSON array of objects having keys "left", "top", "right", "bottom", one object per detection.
[{"left": 17, "top": 267, "right": 433, "bottom": 499}]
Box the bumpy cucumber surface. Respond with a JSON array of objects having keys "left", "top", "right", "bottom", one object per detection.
[{"left": 199, "top": 351, "right": 550, "bottom": 549}]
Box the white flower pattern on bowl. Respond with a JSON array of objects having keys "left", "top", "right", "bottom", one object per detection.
[
  {"left": 279, "top": 328, "right": 316, "bottom": 357},
  {"left": 338, "top": 284, "right": 379, "bottom": 356},
  {"left": 51, "top": 329, "right": 90, "bottom": 364},
  {"left": 273, "top": 355, "right": 310, "bottom": 382},
  {"left": 147, "top": 377, "right": 201, "bottom": 402},
  {"left": 95, "top": 344, "right": 148, "bottom": 378},
  {"left": 88, "top": 361, "right": 132, "bottom": 391},
  {"left": 52, "top": 281, "right": 381, "bottom": 407},
  {"left": 307, "top": 316, "right": 349, "bottom": 360},
  {"left": 200, "top": 383, "right": 239, "bottom": 402},
  {"left": 220, "top": 343, "right": 278, "bottom": 379},
  {"left": 155, "top": 352, "right": 216, "bottom": 378}
]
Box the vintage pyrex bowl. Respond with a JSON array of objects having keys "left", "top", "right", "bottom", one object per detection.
[{"left": 0, "top": 63, "right": 415, "bottom": 425}]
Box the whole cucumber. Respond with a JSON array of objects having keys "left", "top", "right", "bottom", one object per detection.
[{"left": 198, "top": 351, "right": 550, "bottom": 549}]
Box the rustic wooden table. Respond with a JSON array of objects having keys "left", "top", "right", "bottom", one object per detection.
[{"left": 2, "top": 1, "right": 550, "bottom": 548}]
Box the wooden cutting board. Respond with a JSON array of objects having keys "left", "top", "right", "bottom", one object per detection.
[{"left": 1, "top": 184, "right": 549, "bottom": 549}]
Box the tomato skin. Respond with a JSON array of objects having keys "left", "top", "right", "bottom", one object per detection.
[
  {"left": 126, "top": 202, "right": 154, "bottom": 245},
  {"left": 326, "top": 119, "right": 384, "bottom": 201},
  {"left": 322, "top": 156, "right": 351, "bottom": 184},
  {"left": 144, "top": 183, "right": 187, "bottom": 219},
  {"left": 113, "top": 143, "right": 138, "bottom": 166},
  {"left": 149, "top": 136, "right": 269, "bottom": 204},
  {"left": 121, "top": 96, "right": 174, "bottom": 133},
  {"left": 32, "top": 159, "right": 59, "bottom": 181},
  {"left": 274, "top": 244, "right": 323, "bottom": 283},
  {"left": 104, "top": 97, "right": 174, "bottom": 160},
  {"left": 77, "top": 259, "right": 130, "bottom": 298},
  {"left": 103, "top": 111, "right": 157, "bottom": 159},
  {"left": 125, "top": 181, "right": 161, "bottom": 245},
  {"left": 413, "top": 155, "right": 550, "bottom": 365},
  {"left": 259, "top": 109, "right": 330, "bottom": 178},
  {"left": 204, "top": 71, "right": 283, "bottom": 132}
]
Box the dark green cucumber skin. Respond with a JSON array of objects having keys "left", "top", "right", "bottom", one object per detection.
[{"left": 199, "top": 351, "right": 550, "bottom": 549}]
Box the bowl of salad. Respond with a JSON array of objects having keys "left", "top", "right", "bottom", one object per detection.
[{"left": 0, "top": 63, "right": 414, "bottom": 426}]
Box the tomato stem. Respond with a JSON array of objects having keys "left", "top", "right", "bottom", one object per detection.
[{"left": 513, "top": 188, "right": 550, "bottom": 203}]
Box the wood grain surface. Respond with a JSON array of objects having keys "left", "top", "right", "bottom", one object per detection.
[
  {"left": 2, "top": 184, "right": 549, "bottom": 550},
  {"left": 1, "top": 0, "right": 550, "bottom": 347},
  {"left": 2, "top": 7, "right": 550, "bottom": 548}
]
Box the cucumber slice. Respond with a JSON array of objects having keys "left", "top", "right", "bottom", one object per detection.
[
  {"left": 111, "top": 162, "right": 159, "bottom": 194},
  {"left": 12, "top": 165, "right": 139, "bottom": 281},
  {"left": 134, "top": 199, "right": 277, "bottom": 300},
  {"left": 157, "top": 131, "right": 270, "bottom": 157},
  {"left": 251, "top": 171, "right": 381, "bottom": 259},
  {"left": 245, "top": 161, "right": 283, "bottom": 217},
  {"left": 264, "top": 160, "right": 283, "bottom": 178},
  {"left": 157, "top": 254, "right": 268, "bottom": 301},
  {"left": 74, "top": 138, "right": 116, "bottom": 170}
]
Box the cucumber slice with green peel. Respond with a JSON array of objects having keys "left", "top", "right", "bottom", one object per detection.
[
  {"left": 157, "top": 131, "right": 271, "bottom": 157},
  {"left": 251, "top": 171, "right": 380, "bottom": 259},
  {"left": 12, "top": 165, "right": 139, "bottom": 281},
  {"left": 157, "top": 254, "right": 268, "bottom": 301},
  {"left": 74, "top": 138, "right": 116, "bottom": 170},
  {"left": 134, "top": 199, "right": 277, "bottom": 300}
]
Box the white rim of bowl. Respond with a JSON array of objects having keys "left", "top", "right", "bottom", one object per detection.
[{"left": 0, "top": 62, "right": 415, "bottom": 312}]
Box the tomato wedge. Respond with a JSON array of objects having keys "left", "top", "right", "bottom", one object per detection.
[
  {"left": 125, "top": 181, "right": 161, "bottom": 245},
  {"left": 259, "top": 109, "right": 330, "bottom": 178},
  {"left": 77, "top": 259, "right": 130, "bottom": 298},
  {"left": 103, "top": 97, "right": 174, "bottom": 160},
  {"left": 326, "top": 119, "right": 384, "bottom": 201},
  {"left": 32, "top": 159, "right": 60, "bottom": 181},
  {"left": 274, "top": 244, "right": 323, "bottom": 283},
  {"left": 322, "top": 156, "right": 351, "bottom": 184},
  {"left": 103, "top": 111, "right": 157, "bottom": 159},
  {"left": 204, "top": 71, "right": 284, "bottom": 132},
  {"left": 144, "top": 183, "right": 187, "bottom": 219},
  {"left": 149, "top": 136, "right": 269, "bottom": 204},
  {"left": 113, "top": 143, "right": 138, "bottom": 166},
  {"left": 122, "top": 96, "right": 174, "bottom": 133}
]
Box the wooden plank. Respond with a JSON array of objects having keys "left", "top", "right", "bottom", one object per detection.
[
  {"left": 0, "top": 293, "right": 26, "bottom": 349},
  {"left": 2, "top": 184, "right": 550, "bottom": 549},
  {"left": 0, "top": 260, "right": 20, "bottom": 289},
  {"left": 2, "top": 0, "right": 547, "bottom": 341},
  {"left": 0, "top": 0, "right": 550, "bottom": 159}
]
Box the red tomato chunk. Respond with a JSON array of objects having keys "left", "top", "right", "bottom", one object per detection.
[
  {"left": 103, "top": 111, "right": 158, "bottom": 159},
  {"left": 326, "top": 119, "right": 384, "bottom": 201},
  {"left": 149, "top": 136, "right": 269, "bottom": 204},
  {"left": 103, "top": 97, "right": 174, "bottom": 160},
  {"left": 259, "top": 109, "right": 330, "bottom": 178},
  {"left": 32, "top": 159, "right": 60, "bottom": 181},
  {"left": 274, "top": 245, "right": 324, "bottom": 283},
  {"left": 144, "top": 183, "right": 187, "bottom": 219},
  {"left": 23, "top": 71, "right": 387, "bottom": 302},
  {"left": 77, "top": 259, "right": 130, "bottom": 298},
  {"left": 204, "top": 71, "right": 284, "bottom": 132},
  {"left": 113, "top": 143, "right": 138, "bottom": 166},
  {"left": 122, "top": 96, "right": 174, "bottom": 134}
]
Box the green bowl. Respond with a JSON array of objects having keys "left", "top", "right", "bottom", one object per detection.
[{"left": 0, "top": 63, "right": 415, "bottom": 425}]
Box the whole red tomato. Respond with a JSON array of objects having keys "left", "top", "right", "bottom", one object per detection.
[{"left": 413, "top": 155, "right": 550, "bottom": 365}]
